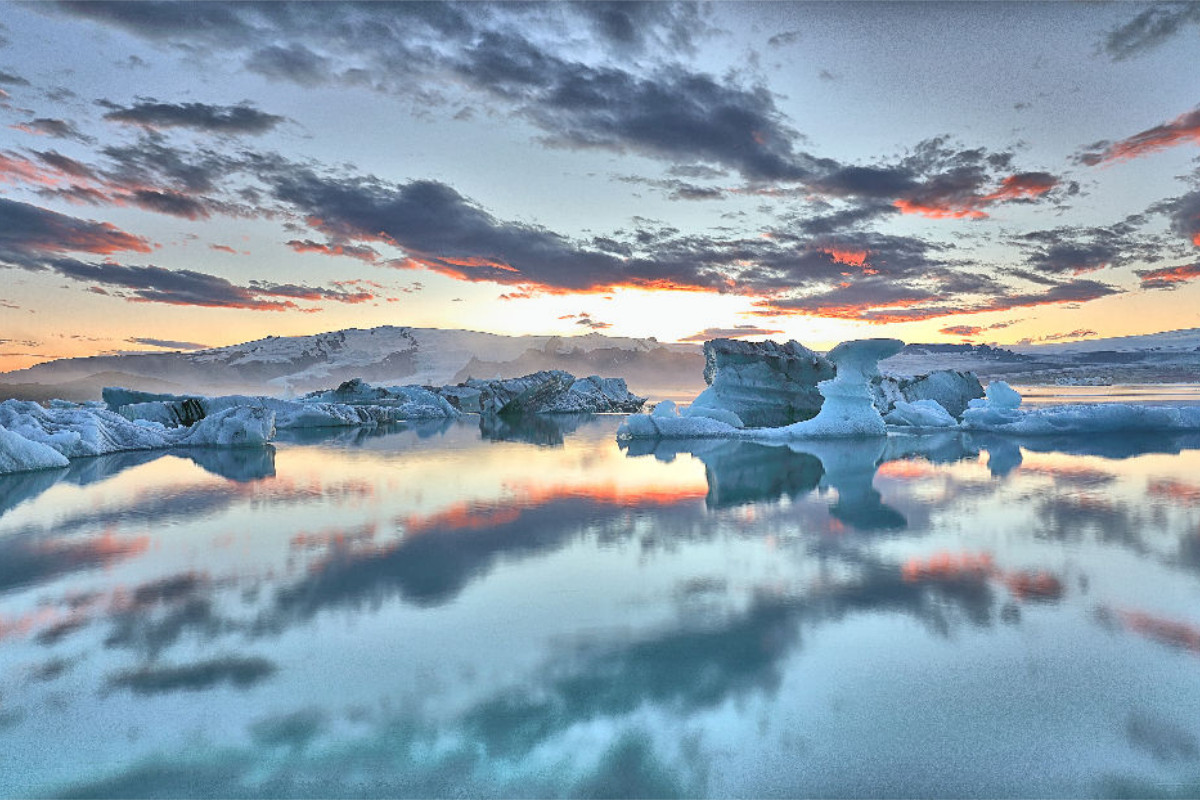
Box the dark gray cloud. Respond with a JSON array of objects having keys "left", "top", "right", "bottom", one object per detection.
[
  {"left": 1016, "top": 217, "right": 1165, "bottom": 275},
  {"left": 57, "top": 2, "right": 817, "bottom": 182},
  {"left": 102, "top": 100, "right": 285, "bottom": 135},
  {"left": 1103, "top": 3, "right": 1200, "bottom": 60},
  {"left": 0, "top": 197, "right": 151, "bottom": 261},
  {"left": 1165, "top": 188, "right": 1200, "bottom": 246},
  {"left": 0, "top": 69, "right": 28, "bottom": 85},
  {"left": 45, "top": 259, "right": 376, "bottom": 311},
  {"left": 757, "top": 276, "right": 1120, "bottom": 323},
  {"left": 619, "top": 175, "right": 726, "bottom": 201},
  {"left": 12, "top": 117, "right": 92, "bottom": 142},
  {"left": 574, "top": 2, "right": 712, "bottom": 55},
  {"left": 0, "top": 199, "right": 377, "bottom": 311},
  {"left": 804, "top": 139, "right": 1063, "bottom": 219},
  {"left": 32, "top": 149, "right": 100, "bottom": 179},
  {"left": 125, "top": 188, "right": 210, "bottom": 219},
  {"left": 244, "top": 43, "right": 331, "bottom": 86}
]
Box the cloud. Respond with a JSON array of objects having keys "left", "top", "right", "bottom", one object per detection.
[
  {"left": 1137, "top": 262, "right": 1200, "bottom": 290},
  {"left": 939, "top": 325, "right": 985, "bottom": 337},
  {"left": 1102, "top": 4, "right": 1200, "bottom": 60},
  {"left": 1037, "top": 329, "right": 1097, "bottom": 342},
  {"left": 678, "top": 325, "right": 784, "bottom": 342},
  {"left": 807, "top": 140, "right": 1061, "bottom": 219},
  {"left": 0, "top": 201, "right": 374, "bottom": 312},
  {"left": 0, "top": 69, "right": 28, "bottom": 86},
  {"left": 59, "top": 2, "right": 817, "bottom": 182},
  {"left": 126, "top": 337, "right": 209, "bottom": 350},
  {"left": 1164, "top": 189, "right": 1200, "bottom": 247},
  {"left": 1078, "top": 106, "right": 1200, "bottom": 165},
  {"left": 269, "top": 170, "right": 657, "bottom": 291},
  {"left": 10, "top": 117, "right": 92, "bottom": 142},
  {"left": 285, "top": 238, "right": 380, "bottom": 263},
  {"left": 0, "top": 197, "right": 152, "bottom": 259},
  {"left": 755, "top": 277, "right": 1120, "bottom": 323},
  {"left": 102, "top": 100, "right": 285, "bottom": 135},
  {"left": 31, "top": 149, "right": 99, "bottom": 180},
  {"left": 124, "top": 188, "right": 210, "bottom": 219}
]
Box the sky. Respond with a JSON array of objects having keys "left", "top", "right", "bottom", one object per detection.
[{"left": 1, "top": 1, "right": 1200, "bottom": 371}]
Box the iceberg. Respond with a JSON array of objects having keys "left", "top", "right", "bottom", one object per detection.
[
  {"left": 689, "top": 338, "right": 834, "bottom": 427},
  {"left": 778, "top": 338, "right": 905, "bottom": 437},
  {"left": 0, "top": 398, "right": 277, "bottom": 476},
  {"left": 873, "top": 369, "right": 984, "bottom": 419},
  {"left": 109, "top": 386, "right": 458, "bottom": 431},
  {"left": 441, "top": 371, "right": 644, "bottom": 415},
  {"left": 618, "top": 338, "right": 904, "bottom": 440}
]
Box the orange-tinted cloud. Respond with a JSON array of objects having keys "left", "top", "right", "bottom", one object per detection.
[
  {"left": 0, "top": 197, "right": 152, "bottom": 256},
  {"left": 1137, "top": 262, "right": 1200, "bottom": 290},
  {"left": 1080, "top": 107, "right": 1200, "bottom": 165},
  {"left": 895, "top": 172, "right": 1058, "bottom": 219},
  {"left": 939, "top": 324, "right": 985, "bottom": 337},
  {"left": 823, "top": 248, "right": 869, "bottom": 267}
]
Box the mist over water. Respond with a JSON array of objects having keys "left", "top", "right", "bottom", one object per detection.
[{"left": 2, "top": 417, "right": 1200, "bottom": 797}]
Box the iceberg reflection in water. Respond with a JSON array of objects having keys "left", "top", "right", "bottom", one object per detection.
[{"left": 2, "top": 417, "right": 1200, "bottom": 797}]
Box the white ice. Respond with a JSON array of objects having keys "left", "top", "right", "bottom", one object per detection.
[
  {"left": 883, "top": 399, "right": 958, "bottom": 428},
  {"left": 0, "top": 399, "right": 276, "bottom": 475}
]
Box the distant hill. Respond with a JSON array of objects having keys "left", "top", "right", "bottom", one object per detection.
[{"left": 0, "top": 326, "right": 704, "bottom": 402}]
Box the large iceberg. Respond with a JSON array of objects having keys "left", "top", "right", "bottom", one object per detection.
[
  {"left": 618, "top": 339, "right": 904, "bottom": 440},
  {"left": 0, "top": 398, "right": 275, "bottom": 475},
  {"left": 688, "top": 338, "right": 834, "bottom": 427},
  {"left": 779, "top": 338, "right": 905, "bottom": 437},
  {"left": 678, "top": 337, "right": 982, "bottom": 429}
]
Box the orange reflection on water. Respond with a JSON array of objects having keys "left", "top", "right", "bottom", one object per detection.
[
  {"left": 1147, "top": 479, "right": 1200, "bottom": 505},
  {"left": 1116, "top": 609, "right": 1200, "bottom": 655},
  {"left": 902, "top": 551, "right": 1065, "bottom": 603},
  {"left": 876, "top": 460, "right": 942, "bottom": 480},
  {"left": 902, "top": 552, "right": 994, "bottom": 582},
  {"left": 1003, "top": 571, "right": 1064, "bottom": 602}
]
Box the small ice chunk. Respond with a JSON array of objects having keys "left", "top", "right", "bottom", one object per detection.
[
  {"left": 652, "top": 400, "right": 679, "bottom": 418},
  {"left": 682, "top": 404, "right": 744, "bottom": 428},
  {"left": 884, "top": 399, "right": 958, "bottom": 428},
  {"left": 984, "top": 381, "right": 1022, "bottom": 409}
]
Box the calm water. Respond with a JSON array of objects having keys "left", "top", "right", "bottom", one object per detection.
[{"left": 2, "top": 416, "right": 1200, "bottom": 798}]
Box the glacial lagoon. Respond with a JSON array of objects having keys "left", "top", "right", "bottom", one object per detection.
[{"left": 2, "top": 415, "right": 1200, "bottom": 798}]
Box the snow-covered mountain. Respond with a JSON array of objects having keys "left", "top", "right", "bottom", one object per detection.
[
  {"left": 0, "top": 326, "right": 704, "bottom": 401},
  {"left": 1010, "top": 326, "right": 1200, "bottom": 355}
]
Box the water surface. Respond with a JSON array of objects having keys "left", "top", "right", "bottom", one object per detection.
[{"left": 2, "top": 417, "right": 1200, "bottom": 797}]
